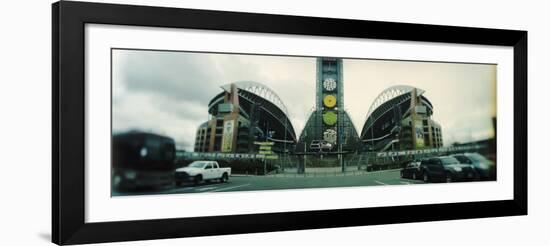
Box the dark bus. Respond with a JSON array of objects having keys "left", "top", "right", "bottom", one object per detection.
[{"left": 112, "top": 131, "right": 176, "bottom": 191}]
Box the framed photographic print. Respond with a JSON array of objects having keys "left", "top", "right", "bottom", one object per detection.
[{"left": 52, "top": 1, "right": 527, "bottom": 245}]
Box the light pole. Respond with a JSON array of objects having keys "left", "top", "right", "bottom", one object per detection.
[
  {"left": 371, "top": 116, "right": 374, "bottom": 152},
  {"left": 283, "top": 118, "right": 287, "bottom": 171},
  {"left": 338, "top": 108, "right": 345, "bottom": 172},
  {"left": 303, "top": 130, "right": 307, "bottom": 174}
]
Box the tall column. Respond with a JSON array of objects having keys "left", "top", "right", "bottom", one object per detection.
[{"left": 410, "top": 88, "right": 418, "bottom": 150}]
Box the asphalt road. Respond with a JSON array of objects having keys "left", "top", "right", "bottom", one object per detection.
[{"left": 113, "top": 169, "right": 425, "bottom": 196}]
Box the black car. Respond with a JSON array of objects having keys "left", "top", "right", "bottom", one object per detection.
[
  {"left": 419, "top": 156, "right": 477, "bottom": 183},
  {"left": 400, "top": 160, "right": 422, "bottom": 180},
  {"left": 451, "top": 153, "right": 496, "bottom": 180},
  {"left": 112, "top": 131, "right": 176, "bottom": 191}
]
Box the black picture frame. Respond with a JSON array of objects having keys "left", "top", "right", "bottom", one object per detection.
[{"left": 52, "top": 1, "right": 527, "bottom": 245}]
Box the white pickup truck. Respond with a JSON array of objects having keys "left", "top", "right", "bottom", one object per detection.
[{"left": 174, "top": 161, "right": 231, "bottom": 186}]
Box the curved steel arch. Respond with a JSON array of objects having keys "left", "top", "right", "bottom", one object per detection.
[
  {"left": 365, "top": 85, "right": 425, "bottom": 121},
  {"left": 221, "top": 81, "right": 289, "bottom": 116},
  {"left": 237, "top": 90, "right": 297, "bottom": 141}
]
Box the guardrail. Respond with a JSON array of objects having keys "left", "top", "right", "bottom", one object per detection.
[
  {"left": 374, "top": 144, "right": 486, "bottom": 158},
  {"left": 176, "top": 151, "right": 266, "bottom": 160},
  {"left": 177, "top": 143, "right": 488, "bottom": 174}
]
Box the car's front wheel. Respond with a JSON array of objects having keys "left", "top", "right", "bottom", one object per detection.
[
  {"left": 193, "top": 175, "right": 202, "bottom": 185},
  {"left": 445, "top": 172, "right": 453, "bottom": 183},
  {"left": 112, "top": 174, "right": 122, "bottom": 190},
  {"left": 220, "top": 173, "right": 228, "bottom": 183},
  {"left": 423, "top": 172, "right": 429, "bottom": 183}
]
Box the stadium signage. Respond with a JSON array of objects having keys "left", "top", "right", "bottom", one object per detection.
[
  {"left": 376, "top": 144, "right": 485, "bottom": 157},
  {"left": 176, "top": 151, "right": 265, "bottom": 160},
  {"left": 254, "top": 141, "right": 279, "bottom": 160}
]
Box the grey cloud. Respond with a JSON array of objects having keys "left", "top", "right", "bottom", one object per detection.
[
  {"left": 112, "top": 50, "right": 311, "bottom": 151},
  {"left": 118, "top": 50, "right": 222, "bottom": 104}
]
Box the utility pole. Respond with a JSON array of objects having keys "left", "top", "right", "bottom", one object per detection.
[
  {"left": 339, "top": 108, "right": 345, "bottom": 172},
  {"left": 302, "top": 130, "right": 307, "bottom": 174},
  {"left": 283, "top": 119, "right": 287, "bottom": 171}
]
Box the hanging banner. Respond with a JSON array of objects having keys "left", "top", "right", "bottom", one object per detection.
[
  {"left": 221, "top": 120, "right": 235, "bottom": 152},
  {"left": 414, "top": 119, "right": 425, "bottom": 148}
]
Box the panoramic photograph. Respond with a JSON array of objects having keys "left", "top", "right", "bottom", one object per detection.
[{"left": 110, "top": 49, "right": 497, "bottom": 196}]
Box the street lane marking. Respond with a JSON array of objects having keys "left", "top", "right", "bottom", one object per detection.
[
  {"left": 210, "top": 183, "right": 251, "bottom": 192},
  {"left": 374, "top": 180, "right": 389, "bottom": 185},
  {"left": 160, "top": 187, "right": 194, "bottom": 194},
  {"left": 196, "top": 186, "right": 219, "bottom": 192},
  {"left": 369, "top": 169, "right": 401, "bottom": 174},
  {"left": 174, "top": 187, "right": 194, "bottom": 191}
]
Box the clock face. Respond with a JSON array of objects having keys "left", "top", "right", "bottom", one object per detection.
[
  {"left": 323, "top": 129, "right": 337, "bottom": 144},
  {"left": 323, "top": 95, "right": 337, "bottom": 108},
  {"left": 323, "top": 78, "right": 337, "bottom": 91},
  {"left": 323, "top": 111, "right": 338, "bottom": 126}
]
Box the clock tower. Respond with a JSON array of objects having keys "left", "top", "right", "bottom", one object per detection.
[
  {"left": 317, "top": 58, "right": 344, "bottom": 151},
  {"left": 298, "top": 57, "right": 359, "bottom": 157}
]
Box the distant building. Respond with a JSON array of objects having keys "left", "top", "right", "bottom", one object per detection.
[
  {"left": 194, "top": 82, "right": 296, "bottom": 154},
  {"left": 360, "top": 85, "right": 443, "bottom": 152}
]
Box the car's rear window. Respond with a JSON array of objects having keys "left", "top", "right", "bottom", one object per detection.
[
  {"left": 441, "top": 157, "right": 459, "bottom": 165},
  {"left": 467, "top": 153, "right": 489, "bottom": 162},
  {"left": 453, "top": 155, "right": 470, "bottom": 163}
]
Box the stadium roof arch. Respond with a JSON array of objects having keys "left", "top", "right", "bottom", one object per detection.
[
  {"left": 365, "top": 85, "right": 425, "bottom": 120},
  {"left": 220, "top": 81, "right": 289, "bottom": 116},
  {"left": 360, "top": 85, "right": 433, "bottom": 139},
  {"left": 209, "top": 81, "right": 297, "bottom": 142}
]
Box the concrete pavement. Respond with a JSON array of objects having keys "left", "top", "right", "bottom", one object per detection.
[{"left": 113, "top": 169, "right": 425, "bottom": 196}]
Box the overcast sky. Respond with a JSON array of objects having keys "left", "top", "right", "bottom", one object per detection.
[{"left": 112, "top": 49, "right": 496, "bottom": 151}]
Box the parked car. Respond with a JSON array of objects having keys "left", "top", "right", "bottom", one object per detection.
[
  {"left": 400, "top": 159, "right": 422, "bottom": 180},
  {"left": 310, "top": 140, "right": 333, "bottom": 152},
  {"left": 451, "top": 153, "right": 496, "bottom": 180},
  {"left": 174, "top": 161, "right": 231, "bottom": 186},
  {"left": 419, "top": 156, "right": 477, "bottom": 183}
]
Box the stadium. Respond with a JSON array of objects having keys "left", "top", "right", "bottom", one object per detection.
[
  {"left": 359, "top": 85, "right": 443, "bottom": 152},
  {"left": 194, "top": 81, "right": 297, "bottom": 154},
  {"left": 193, "top": 63, "right": 442, "bottom": 158}
]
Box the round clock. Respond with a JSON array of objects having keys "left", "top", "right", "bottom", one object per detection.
[
  {"left": 323, "top": 129, "right": 337, "bottom": 144},
  {"left": 323, "top": 111, "right": 337, "bottom": 126},
  {"left": 323, "top": 78, "right": 337, "bottom": 91},
  {"left": 323, "top": 95, "right": 337, "bottom": 108}
]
